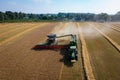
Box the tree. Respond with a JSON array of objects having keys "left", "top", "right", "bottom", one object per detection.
[
  {"left": 85, "top": 13, "right": 95, "bottom": 21},
  {"left": 5, "top": 11, "right": 15, "bottom": 20},
  {"left": 14, "top": 12, "right": 19, "bottom": 19},
  {"left": 94, "top": 13, "right": 111, "bottom": 21},
  {"left": 0, "top": 12, "right": 4, "bottom": 21},
  {"left": 19, "top": 12, "right": 25, "bottom": 19},
  {"left": 111, "top": 11, "right": 120, "bottom": 21}
]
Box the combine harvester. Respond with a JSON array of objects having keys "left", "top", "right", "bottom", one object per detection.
[{"left": 33, "top": 34, "right": 78, "bottom": 62}]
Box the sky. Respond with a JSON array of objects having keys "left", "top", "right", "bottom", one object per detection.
[{"left": 0, "top": 0, "right": 120, "bottom": 14}]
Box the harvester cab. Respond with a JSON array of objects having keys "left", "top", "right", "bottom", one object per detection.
[
  {"left": 46, "top": 34, "right": 57, "bottom": 45},
  {"left": 33, "top": 34, "right": 78, "bottom": 63}
]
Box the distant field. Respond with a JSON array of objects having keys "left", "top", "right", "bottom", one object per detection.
[{"left": 0, "top": 22, "right": 120, "bottom": 80}]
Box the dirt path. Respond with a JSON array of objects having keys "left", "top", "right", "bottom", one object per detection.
[{"left": 0, "top": 23, "right": 63, "bottom": 80}]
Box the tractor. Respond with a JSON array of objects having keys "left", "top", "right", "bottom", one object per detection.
[{"left": 33, "top": 34, "right": 78, "bottom": 62}]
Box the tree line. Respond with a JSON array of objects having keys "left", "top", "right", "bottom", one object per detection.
[{"left": 0, "top": 11, "right": 120, "bottom": 22}]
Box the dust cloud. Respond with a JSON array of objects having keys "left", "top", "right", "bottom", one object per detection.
[
  {"left": 51, "top": 22, "right": 78, "bottom": 45},
  {"left": 80, "top": 23, "right": 101, "bottom": 39}
]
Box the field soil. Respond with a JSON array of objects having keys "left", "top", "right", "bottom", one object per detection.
[
  {"left": 0, "top": 22, "right": 120, "bottom": 80},
  {"left": 79, "top": 22, "right": 120, "bottom": 80},
  {"left": 0, "top": 22, "right": 63, "bottom": 80}
]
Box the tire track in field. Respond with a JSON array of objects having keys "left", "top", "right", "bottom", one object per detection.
[
  {"left": 77, "top": 23, "right": 95, "bottom": 80},
  {"left": 51, "top": 22, "right": 76, "bottom": 80},
  {"left": 56, "top": 23, "right": 66, "bottom": 80},
  {"left": 109, "top": 27, "right": 120, "bottom": 32},
  {"left": 0, "top": 23, "right": 60, "bottom": 80},
  {"left": 0, "top": 23, "right": 18, "bottom": 29},
  {"left": 111, "top": 23, "right": 120, "bottom": 28},
  {"left": 58, "top": 22, "right": 83, "bottom": 80},
  {"left": 0, "top": 23, "right": 22, "bottom": 33},
  {"left": 67, "top": 23, "right": 84, "bottom": 80},
  {"left": 95, "top": 23, "right": 120, "bottom": 45},
  {"left": 0, "top": 24, "right": 31, "bottom": 37},
  {"left": 0, "top": 23, "right": 48, "bottom": 46},
  {"left": 51, "top": 22, "right": 66, "bottom": 80},
  {"left": 76, "top": 23, "right": 87, "bottom": 80},
  {"left": 109, "top": 23, "right": 120, "bottom": 30},
  {"left": 0, "top": 23, "right": 37, "bottom": 37},
  {"left": 90, "top": 23, "right": 120, "bottom": 52},
  {"left": 0, "top": 25, "right": 38, "bottom": 42},
  {"left": 0, "top": 23, "right": 40, "bottom": 37},
  {"left": 58, "top": 63, "right": 64, "bottom": 80},
  {"left": 100, "top": 23, "right": 120, "bottom": 33}
]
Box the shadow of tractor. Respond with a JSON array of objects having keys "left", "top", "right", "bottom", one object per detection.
[
  {"left": 59, "top": 49, "right": 73, "bottom": 67},
  {"left": 32, "top": 45, "right": 73, "bottom": 67}
]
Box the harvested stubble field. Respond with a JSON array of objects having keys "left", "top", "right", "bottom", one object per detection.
[{"left": 0, "top": 22, "right": 120, "bottom": 80}]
